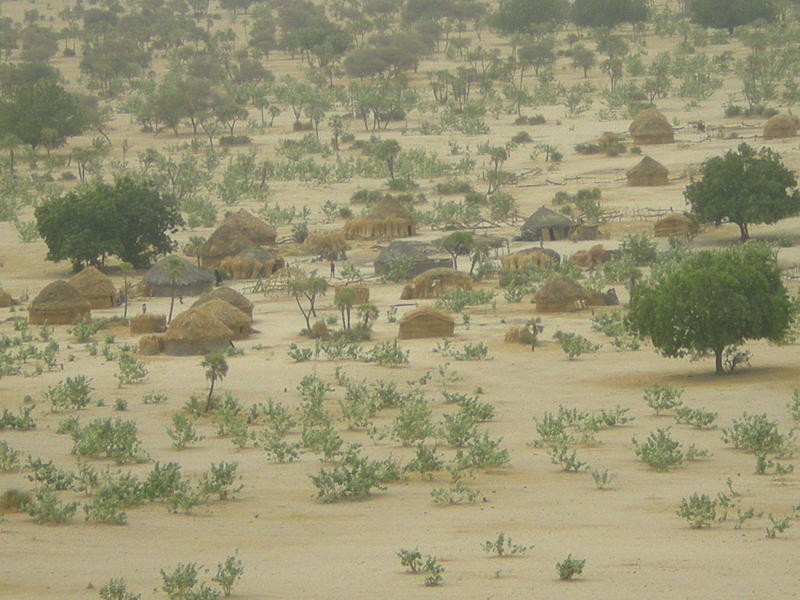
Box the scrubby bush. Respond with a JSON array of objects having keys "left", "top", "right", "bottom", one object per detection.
[{"left": 632, "top": 428, "right": 685, "bottom": 471}]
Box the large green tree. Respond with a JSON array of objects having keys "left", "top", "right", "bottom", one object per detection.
[
  {"left": 687, "top": 0, "right": 776, "bottom": 34},
  {"left": 35, "top": 177, "right": 184, "bottom": 270},
  {"left": 490, "top": 0, "right": 567, "bottom": 35},
  {"left": 684, "top": 143, "right": 800, "bottom": 241},
  {"left": 570, "top": 0, "right": 649, "bottom": 29},
  {"left": 627, "top": 243, "right": 793, "bottom": 374}
]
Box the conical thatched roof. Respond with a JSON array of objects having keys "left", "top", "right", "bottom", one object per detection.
[
  {"left": 191, "top": 298, "right": 251, "bottom": 339},
  {"left": 29, "top": 280, "right": 92, "bottom": 324},
  {"left": 193, "top": 287, "right": 254, "bottom": 318},
  {"left": 218, "top": 246, "right": 284, "bottom": 279},
  {"left": 398, "top": 306, "right": 455, "bottom": 339},
  {"left": 763, "top": 114, "right": 798, "bottom": 140},
  {"left": 521, "top": 206, "right": 573, "bottom": 241},
  {"left": 68, "top": 266, "right": 116, "bottom": 309},
  {"left": 629, "top": 108, "right": 673, "bottom": 144},
  {"left": 0, "top": 289, "right": 13, "bottom": 307},
  {"left": 653, "top": 214, "right": 700, "bottom": 238},
  {"left": 400, "top": 267, "right": 473, "bottom": 299},
  {"left": 163, "top": 309, "right": 234, "bottom": 343},
  {"left": 201, "top": 210, "right": 277, "bottom": 267},
  {"left": 142, "top": 256, "right": 214, "bottom": 297},
  {"left": 344, "top": 198, "right": 417, "bottom": 240},
  {"left": 534, "top": 273, "right": 593, "bottom": 312},
  {"left": 626, "top": 156, "right": 669, "bottom": 186}
]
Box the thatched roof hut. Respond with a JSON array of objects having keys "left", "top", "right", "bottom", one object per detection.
[
  {"left": 520, "top": 207, "right": 573, "bottom": 241},
  {"left": 29, "top": 281, "right": 91, "bottom": 325},
  {"left": 219, "top": 246, "right": 284, "bottom": 279},
  {"left": 398, "top": 306, "right": 455, "bottom": 339},
  {"left": 193, "top": 287, "right": 254, "bottom": 319},
  {"left": 374, "top": 241, "right": 452, "bottom": 278},
  {"left": 653, "top": 214, "right": 699, "bottom": 238},
  {"left": 629, "top": 108, "right": 674, "bottom": 145},
  {"left": 763, "top": 114, "right": 798, "bottom": 140},
  {"left": 0, "top": 289, "right": 13, "bottom": 308},
  {"left": 400, "top": 268, "right": 473, "bottom": 300},
  {"left": 344, "top": 198, "right": 417, "bottom": 240},
  {"left": 571, "top": 245, "right": 605, "bottom": 269},
  {"left": 162, "top": 309, "right": 234, "bottom": 356},
  {"left": 626, "top": 156, "right": 669, "bottom": 186},
  {"left": 191, "top": 298, "right": 251, "bottom": 339},
  {"left": 130, "top": 313, "right": 166, "bottom": 334},
  {"left": 501, "top": 247, "right": 560, "bottom": 270},
  {"left": 67, "top": 266, "right": 116, "bottom": 309},
  {"left": 137, "top": 334, "right": 163, "bottom": 355},
  {"left": 304, "top": 231, "right": 349, "bottom": 260},
  {"left": 534, "top": 273, "right": 596, "bottom": 312},
  {"left": 142, "top": 256, "right": 214, "bottom": 297},
  {"left": 201, "top": 210, "right": 277, "bottom": 268}
]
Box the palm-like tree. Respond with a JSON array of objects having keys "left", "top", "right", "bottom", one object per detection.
[
  {"left": 202, "top": 352, "right": 228, "bottom": 413},
  {"left": 163, "top": 256, "right": 187, "bottom": 324},
  {"left": 119, "top": 261, "right": 132, "bottom": 320}
]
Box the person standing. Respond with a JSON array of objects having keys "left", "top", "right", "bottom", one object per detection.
[{"left": 330, "top": 260, "right": 336, "bottom": 279}]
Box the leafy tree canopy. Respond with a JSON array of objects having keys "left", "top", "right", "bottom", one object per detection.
[
  {"left": 35, "top": 177, "right": 184, "bottom": 270},
  {"left": 627, "top": 243, "right": 793, "bottom": 374},
  {"left": 684, "top": 143, "right": 800, "bottom": 241},
  {"left": 570, "top": 0, "right": 649, "bottom": 29},
  {"left": 490, "top": 0, "right": 567, "bottom": 35},
  {"left": 687, "top": 0, "right": 777, "bottom": 34}
]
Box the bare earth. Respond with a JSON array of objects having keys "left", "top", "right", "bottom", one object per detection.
[{"left": 2, "top": 1, "right": 800, "bottom": 598}]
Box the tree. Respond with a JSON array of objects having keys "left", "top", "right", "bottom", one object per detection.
[
  {"left": 684, "top": 143, "right": 800, "bottom": 241},
  {"left": 435, "top": 231, "right": 474, "bottom": 270},
  {"left": 119, "top": 262, "right": 133, "bottom": 320},
  {"left": 571, "top": 45, "right": 596, "bottom": 78},
  {"left": 687, "top": 0, "right": 776, "bottom": 34},
  {"left": 202, "top": 352, "right": 228, "bottom": 412},
  {"left": 490, "top": 0, "right": 567, "bottom": 36},
  {"left": 334, "top": 287, "right": 356, "bottom": 330},
  {"left": 289, "top": 273, "right": 328, "bottom": 331},
  {"left": 163, "top": 256, "right": 187, "bottom": 324},
  {"left": 35, "top": 177, "right": 184, "bottom": 270},
  {"left": 373, "top": 139, "right": 401, "bottom": 181},
  {"left": 627, "top": 243, "right": 793, "bottom": 374},
  {"left": 570, "top": 0, "right": 649, "bottom": 29}
]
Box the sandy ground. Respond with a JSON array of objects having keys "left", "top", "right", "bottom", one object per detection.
[{"left": 2, "top": 1, "right": 800, "bottom": 599}]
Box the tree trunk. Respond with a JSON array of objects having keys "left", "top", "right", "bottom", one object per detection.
[
  {"left": 737, "top": 222, "right": 749, "bottom": 241},
  {"left": 715, "top": 347, "right": 724, "bottom": 375},
  {"left": 168, "top": 286, "right": 176, "bottom": 323},
  {"left": 205, "top": 377, "right": 216, "bottom": 412}
]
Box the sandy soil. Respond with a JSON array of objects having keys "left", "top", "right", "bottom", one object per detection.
[{"left": 2, "top": 1, "right": 800, "bottom": 599}]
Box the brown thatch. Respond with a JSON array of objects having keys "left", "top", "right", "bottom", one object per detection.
[
  {"left": 344, "top": 198, "right": 417, "bottom": 240},
  {"left": 29, "top": 281, "right": 91, "bottom": 325},
  {"left": 398, "top": 306, "right": 455, "bottom": 339},
  {"left": 0, "top": 290, "right": 13, "bottom": 308},
  {"left": 763, "top": 114, "right": 798, "bottom": 140},
  {"left": 304, "top": 231, "right": 349, "bottom": 260},
  {"left": 501, "top": 248, "right": 560, "bottom": 270},
  {"left": 201, "top": 210, "right": 277, "bottom": 268},
  {"left": 67, "top": 266, "right": 117, "bottom": 309},
  {"left": 162, "top": 308, "right": 235, "bottom": 356},
  {"left": 373, "top": 241, "right": 453, "bottom": 277},
  {"left": 142, "top": 256, "right": 214, "bottom": 297},
  {"left": 311, "top": 320, "right": 328, "bottom": 338},
  {"left": 137, "top": 334, "right": 163, "bottom": 355},
  {"left": 400, "top": 268, "right": 473, "bottom": 300},
  {"left": 629, "top": 108, "right": 674, "bottom": 145},
  {"left": 520, "top": 206, "right": 573, "bottom": 241},
  {"left": 191, "top": 298, "right": 251, "bottom": 339},
  {"left": 334, "top": 284, "right": 370, "bottom": 306},
  {"left": 219, "top": 246, "right": 284, "bottom": 279},
  {"left": 534, "top": 274, "right": 595, "bottom": 312},
  {"left": 130, "top": 314, "right": 166, "bottom": 334},
  {"left": 504, "top": 326, "right": 523, "bottom": 343},
  {"left": 193, "top": 287, "right": 254, "bottom": 319},
  {"left": 653, "top": 214, "right": 699, "bottom": 238},
  {"left": 626, "top": 156, "right": 669, "bottom": 186},
  {"left": 571, "top": 245, "right": 605, "bottom": 269}
]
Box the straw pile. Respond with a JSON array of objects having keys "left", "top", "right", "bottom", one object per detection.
[
  {"left": 400, "top": 268, "right": 472, "bottom": 299},
  {"left": 68, "top": 266, "right": 117, "bottom": 309},
  {"left": 193, "top": 287, "right": 254, "bottom": 319},
  {"left": 570, "top": 245, "right": 605, "bottom": 269},
  {"left": 501, "top": 248, "right": 560, "bottom": 270},
  {"left": 29, "top": 281, "right": 91, "bottom": 325},
  {"left": 201, "top": 210, "right": 277, "bottom": 268},
  {"left": 137, "top": 334, "right": 163, "bottom": 355},
  {"left": 763, "top": 114, "right": 798, "bottom": 139},
  {"left": 626, "top": 156, "right": 669, "bottom": 186},
  {"left": 629, "top": 108, "right": 673, "bottom": 144},
  {"left": 653, "top": 214, "right": 699, "bottom": 238},
  {"left": 191, "top": 298, "right": 251, "bottom": 340},
  {"left": 344, "top": 198, "right": 417, "bottom": 240},
  {"left": 129, "top": 313, "right": 166, "bottom": 334},
  {"left": 162, "top": 309, "right": 235, "bottom": 356},
  {"left": 334, "top": 285, "right": 370, "bottom": 305},
  {"left": 219, "top": 246, "right": 284, "bottom": 279},
  {"left": 398, "top": 306, "right": 454, "bottom": 339},
  {"left": 534, "top": 273, "right": 594, "bottom": 312}
]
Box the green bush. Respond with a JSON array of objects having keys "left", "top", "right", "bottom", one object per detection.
[
  {"left": 392, "top": 396, "right": 435, "bottom": 446},
  {"left": 71, "top": 418, "right": 149, "bottom": 464},
  {"left": 83, "top": 485, "right": 128, "bottom": 525},
  {"left": 167, "top": 413, "right": 203, "bottom": 449},
  {"left": 198, "top": 462, "right": 243, "bottom": 500},
  {"left": 310, "top": 449, "right": 398, "bottom": 503},
  {"left": 435, "top": 289, "right": 495, "bottom": 312},
  {"left": 69, "top": 316, "right": 105, "bottom": 342},
  {"left": 363, "top": 340, "right": 409, "bottom": 366},
  {"left": 722, "top": 413, "right": 793, "bottom": 455},
  {"left": 0, "top": 441, "right": 21, "bottom": 471},
  {"left": 482, "top": 532, "right": 533, "bottom": 557},
  {"left": 619, "top": 232, "right": 658, "bottom": 266},
  {"left": 556, "top": 554, "right": 586, "bottom": 580},
  {"left": 27, "top": 488, "right": 78, "bottom": 524},
  {"left": 99, "top": 578, "right": 141, "bottom": 600},
  {"left": 554, "top": 331, "right": 600, "bottom": 360},
  {"left": 677, "top": 493, "right": 717, "bottom": 528},
  {"left": 643, "top": 383, "right": 683, "bottom": 415},
  {"left": 632, "top": 428, "right": 684, "bottom": 471},
  {"left": 674, "top": 406, "right": 718, "bottom": 429},
  {"left": 212, "top": 552, "right": 244, "bottom": 597},
  {"left": 116, "top": 353, "right": 148, "bottom": 385},
  {"left": 430, "top": 479, "right": 480, "bottom": 505},
  {"left": 44, "top": 375, "right": 93, "bottom": 411}
]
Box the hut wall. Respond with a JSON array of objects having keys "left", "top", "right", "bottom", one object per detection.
[
  {"left": 144, "top": 281, "right": 213, "bottom": 298},
  {"left": 29, "top": 307, "right": 90, "bottom": 325},
  {"left": 130, "top": 314, "right": 167, "bottom": 334},
  {"left": 162, "top": 339, "right": 231, "bottom": 356},
  {"left": 137, "top": 335, "right": 163, "bottom": 355},
  {"left": 398, "top": 315, "right": 455, "bottom": 339}
]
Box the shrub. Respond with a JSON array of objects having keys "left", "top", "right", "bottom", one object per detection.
[
  {"left": 643, "top": 383, "right": 683, "bottom": 416},
  {"left": 404, "top": 444, "right": 444, "bottom": 480},
  {"left": 556, "top": 554, "right": 586, "bottom": 580},
  {"left": 392, "top": 396, "right": 435, "bottom": 446},
  {"left": 766, "top": 514, "right": 792, "bottom": 538},
  {"left": 257, "top": 430, "right": 300, "bottom": 463},
  {"left": 430, "top": 479, "right": 480, "bottom": 505},
  {"left": 99, "top": 578, "right": 141, "bottom": 600},
  {"left": 70, "top": 316, "right": 104, "bottom": 342},
  {"left": 619, "top": 232, "right": 658, "bottom": 266},
  {"left": 482, "top": 532, "right": 532, "bottom": 557},
  {"left": 144, "top": 462, "right": 183, "bottom": 501},
  {"left": 677, "top": 493, "right": 717, "bottom": 528},
  {"left": 309, "top": 449, "right": 397, "bottom": 503},
  {"left": 27, "top": 488, "right": 78, "bottom": 524},
  {"left": 165, "top": 482, "right": 208, "bottom": 514},
  {"left": 722, "top": 413, "right": 793, "bottom": 455},
  {"left": 364, "top": 340, "right": 409, "bottom": 366},
  {"left": 423, "top": 556, "right": 444, "bottom": 586},
  {"left": 554, "top": 331, "right": 600, "bottom": 360},
  {"left": 439, "top": 411, "right": 478, "bottom": 448},
  {"left": 674, "top": 406, "right": 718, "bottom": 429},
  {"left": 591, "top": 468, "right": 616, "bottom": 490},
  {"left": 160, "top": 563, "right": 201, "bottom": 600},
  {"left": 0, "top": 441, "right": 21, "bottom": 472},
  {"left": 434, "top": 180, "right": 474, "bottom": 195},
  {"left": 71, "top": 418, "right": 149, "bottom": 464},
  {"left": 398, "top": 548, "right": 424, "bottom": 573},
  {"left": 511, "top": 131, "right": 533, "bottom": 144},
  {"left": 116, "top": 353, "right": 148, "bottom": 386},
  {"left": 548, "top": 443, "right": 589, "bottom": 472},
  {"left": 452, "top": 432, "right": 510, "bottom": 471},
  {"left": 167, "top": 413, "right": 203, "bottom": 449},
  {"left": 83, "top": 485, "right": 128, "bottom": 524},
  {"left": 26, "top": 457, "right": 75, "bottom": 490},
  {"left": 632, "top": 428, "right": 684, "bottom": 471},
  {"left": 199, "top": 462, "right": 243, "bottom": 501},
  {"left": 0, "top": 488, "right": 31, "bottom": 512},
  {"left": 435, "top": 289, "right": 495, "bottom": 312},
  {"left": 0, "top": 405, "right": 36, "bottom": 430},
  {"left": 213, "top": 553, "right": 244, "bottom": 597},
  {"left": 790, "top": 390, "right": 800, "bottom": 420},
  {"left": 44, "top": 376, "right": 93, "bottom": 411},
  {"left": 142, "top": 391, "right": 168, "bottom": 405}
]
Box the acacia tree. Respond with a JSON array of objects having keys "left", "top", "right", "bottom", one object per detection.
[
  {"left": 627, "top": 243, "right": 793, "bottom": 374},
  {"left": 202, "top": 352, "right": 228, "bottom": 412},
  {"left": 163, "top": 256, "right": 187, "bottom": 324},
  {"left": 289, "top": 273, "right": 328, "bottom": 331},
  {"left": 687, "top": 0, "right": 776, "bottom": 34},
  {"left": 373, "top": 139, "right": 401, "bottom": 181},
  {"left": 436, "top": 231, "right": 475, "bottom": 270},
  {"left": 684, "top": 143, "right": 800, "bottom": 241}
]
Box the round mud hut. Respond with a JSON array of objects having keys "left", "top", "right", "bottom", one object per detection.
[
  {"left": 201, "top": 209, "right": 277, "bottom": 268},
  {"left": 191, "top": 298, "right": 251, "bottom": 339},
  {"left": 629, "top": 108, "right": 674, "bottom": 145},
  {"left": 653, "top": 214, "right": 699, "bottom": 238},
  {"left": 0, "top": 289, "right": 14, "bottom": 308},
  {"left": 162, "top": 309, "right": 235, "bottom": 356},
  {"left": 520, "top": 206, "right": 573, "bottom": 242},
  {"left": 303, "top": 230, "right": 350, "bottom": 260},
  {"left": 129, "top": 313, "right": 167, "bottom": 334},
  {"left": 763, "top": 114, "right": 798, "bottom": 140},
  {"left": 68, "top": 266, "right": 117, "bottom": 309},
  {"left": 344, "top": 198, "right": 417, "bottom": 240},
  {"left": 398, "top": 306, "right": 455, "bottom": 339},
  {"left": 29, "top": 281, "right": 91, "bottom": 325},
  {"left": 501, "top": 248, "right": 560, "bottom": 270},
  {"left": 400, "top": 268, "right": 473, "bottom": 300},
  {"left": 193, "top": 287, "right": 254, "bottom": 319},
  {"left": 373, "top": 241, "right": 453, "bottom": 278},
  {"left": 534, "top": 273, "right": 596, "bottom": 312},
  {"left": 219, "top": 246, "right": 284, "bottom": 279},
  {"left": 626, "top": 156, "right": 669, "bottom": 186},
  {"left": 142, "top": 256, "right": 214, "bottom": 298},
  {"left": 570, "top": 245, "right": 605, "bottom": 269}
]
